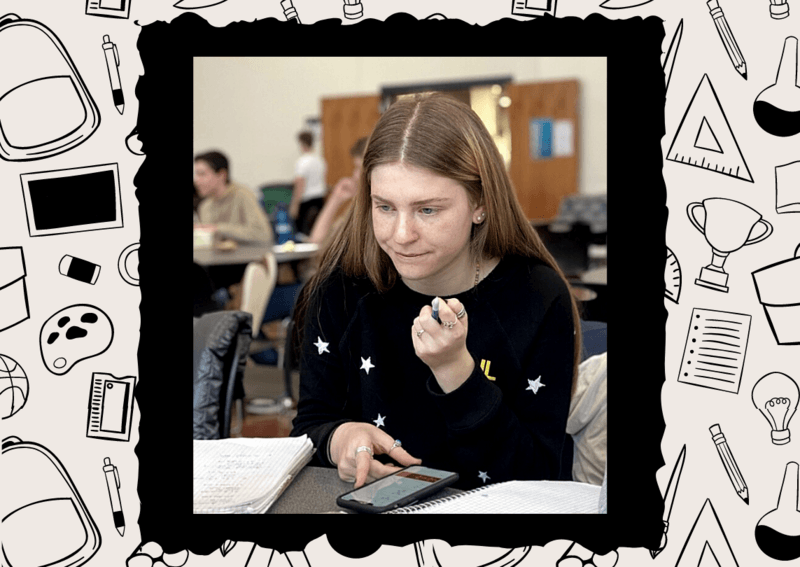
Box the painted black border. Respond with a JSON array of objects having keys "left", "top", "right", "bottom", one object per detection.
[{"left": 137, "top": 12, "right": 666, "bottom": 557}]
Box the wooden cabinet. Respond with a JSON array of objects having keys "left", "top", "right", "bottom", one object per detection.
[
  {"left": 321, "top": 94, "right": 382, "bottom": 188},
  {"left": 508, "top": 80, "right": 580, "bottom": 220}
]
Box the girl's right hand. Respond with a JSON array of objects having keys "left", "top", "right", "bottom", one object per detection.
[{"left": 329, "top": 422, "right": 422, "bottom": 488}]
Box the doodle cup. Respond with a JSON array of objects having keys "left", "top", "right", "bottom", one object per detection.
[{"left": 687, "top": 198, "right": 773, "bottom": 292}]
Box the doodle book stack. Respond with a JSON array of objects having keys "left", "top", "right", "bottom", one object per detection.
[{"left": 193, "top": 435, "right": 314, "bottom": 513}]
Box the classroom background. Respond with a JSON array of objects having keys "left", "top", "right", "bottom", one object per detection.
[{"left": 193, "top": 56, "right": 607, "bottom": 442}]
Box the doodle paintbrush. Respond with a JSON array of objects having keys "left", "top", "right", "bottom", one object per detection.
[{"left": 651, "top": 445, "right": 686, "bottom": 558}]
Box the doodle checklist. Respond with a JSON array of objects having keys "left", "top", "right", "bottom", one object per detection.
[{"left": 678, "top": 308, "right": 751, "bottom": 394}]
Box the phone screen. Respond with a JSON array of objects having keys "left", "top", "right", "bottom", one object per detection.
[{"left": 340, "top": 465, "right": 456, "bottom": 508}]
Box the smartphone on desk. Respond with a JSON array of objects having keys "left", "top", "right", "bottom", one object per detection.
[{"left": 337, "top": 465, "right": 458, "bottom": 514}]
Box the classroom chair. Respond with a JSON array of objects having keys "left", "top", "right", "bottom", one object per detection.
[
  {"left": 240, "top": 252, "right": 279, "bottom": 339},
  {"left": 193, "top": 310, "right": 253, "bottom": 439},
  {"left": 559, "top": 320, "right": 608, "bottom": 484}
]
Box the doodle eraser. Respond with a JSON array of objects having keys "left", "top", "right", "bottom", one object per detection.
[{"left": 59, "top": 255, "right": 100, "bottom": 285}]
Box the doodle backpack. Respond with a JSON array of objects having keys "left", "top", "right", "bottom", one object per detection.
[
  {"left": 0, "top": 13, "right": 100, "bottom": 161},
  {"left": 1, "top": 436, "right": 101, "bottom": 567}
]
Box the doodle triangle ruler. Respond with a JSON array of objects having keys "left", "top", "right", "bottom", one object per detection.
[
  {"left": 675, "top": 499, "right": 739, "bottom": 567},
  {"left": 667, "top": 74, "right": 753, "bottom": 182}
]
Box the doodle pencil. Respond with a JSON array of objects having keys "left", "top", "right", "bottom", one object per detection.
[{"left": 706, "top": 0, "right": 747, "bottom": 79}]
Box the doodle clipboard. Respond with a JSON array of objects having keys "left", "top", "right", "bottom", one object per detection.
[
  {"left": 0, "top": 13, "right": 100, "bottom": 161},
  {"left": 87, "top": 372, "right": 136, "bottom": 441}
]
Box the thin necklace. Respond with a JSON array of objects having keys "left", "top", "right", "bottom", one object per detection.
[{"left": 474, "top": 259, "right": 481, "bottom": 288}]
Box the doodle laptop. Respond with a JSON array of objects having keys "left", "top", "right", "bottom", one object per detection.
[{"left": 0, "top": 14, "right": 100, "bottom": 161}]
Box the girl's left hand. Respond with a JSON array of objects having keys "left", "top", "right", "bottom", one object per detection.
[{"left": 411, "top": 297, "right": 474, "bottom": 393}]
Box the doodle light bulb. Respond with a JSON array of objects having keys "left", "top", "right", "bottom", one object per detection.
[{"left": 752, "top": 372, "right": 799, "bottom": 445}]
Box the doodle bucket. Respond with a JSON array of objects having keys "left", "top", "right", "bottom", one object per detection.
[{"left": 752, "top": 244, "right": 800, "bottom": 345}]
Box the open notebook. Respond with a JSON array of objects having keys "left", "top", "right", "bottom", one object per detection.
[
  {"left": 384, "top": 480, "right": 601, "bottom": 514},
  {"left": 193, "top": 435, "right": 314, "bottom": 514}
]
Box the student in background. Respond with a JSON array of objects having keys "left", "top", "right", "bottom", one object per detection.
[
  {"left": 193, "top": 150, "right": 274, "bottom": 313},
  {"left": 290, "top": 93, "right": 582, "bottom": 490},
  {"left": 308, "top": 136, "right": 368, "bottom": 245},
  {"left": 194, "top": 150, "right": 274, "bottom": 245},
  {"left": 289, "top": 131, "right": 327, "bottom": 236}
]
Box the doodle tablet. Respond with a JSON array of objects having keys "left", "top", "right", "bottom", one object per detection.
[{"left": 21, "top": 163, "right": 123, "bottom": 237}]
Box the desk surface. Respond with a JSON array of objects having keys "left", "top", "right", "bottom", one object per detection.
[
  {"left": 193, "top": 243, "right": 319, "bottom": 266},
  {"left": 580, "top": 266, "right": 607, "bottom": 285},
  {"left": 268, "top": 466, "right": 462, "bottom": 514}
]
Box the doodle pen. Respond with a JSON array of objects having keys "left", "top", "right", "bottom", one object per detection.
[
  {"left": 103, "top": 457, "right": 125, "bottom": 536},
  {"left": 705, "top": 0, "right": 747, "bottom": 80},
  {"left": 101, "top": 35, "right": 125, "bottom": 114}
]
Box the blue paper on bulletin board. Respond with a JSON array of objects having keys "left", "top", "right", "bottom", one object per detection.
[{"left": 530, "top": 118, "right": 553, "bottom": 159}]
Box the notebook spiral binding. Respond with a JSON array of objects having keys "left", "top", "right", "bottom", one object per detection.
[{"left": 385, "top": 483, "right": 497, "bottom": 514}]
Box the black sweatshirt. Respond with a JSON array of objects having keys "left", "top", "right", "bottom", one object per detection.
[{"left": 290, "top": 255, "right": 576, "bottom": 490}]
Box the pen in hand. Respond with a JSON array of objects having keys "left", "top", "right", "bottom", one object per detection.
[{"left": 431, "top": 297, "right": 440, "bottom": 323}]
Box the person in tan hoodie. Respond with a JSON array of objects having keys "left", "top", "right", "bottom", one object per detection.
[
  {"left": 194, "top": 150, "right": 274, "bottom": 245},
  {"left": 194, "top": 150, "right": 275, "bottom": 313}
]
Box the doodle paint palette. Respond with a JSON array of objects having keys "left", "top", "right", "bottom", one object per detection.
[{"left": 0, "top": 14, "right": 99, "bottom": 161}]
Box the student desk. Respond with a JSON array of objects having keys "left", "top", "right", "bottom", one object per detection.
[
  {"left": 193, "top": 243, "right": 319, "bottom": 266},
  {"left": 267, "top": 467, "right": 602, "bottom": 514},
  {"left": 267, "top": 466, "right": 462, "bottom": 514}
]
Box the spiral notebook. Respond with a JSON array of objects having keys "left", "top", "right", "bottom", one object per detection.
[
  {"left": 384, "top": 480, "right": 601, "bottom": 514},
  {"left": 193, "top": 435, "right": 314, "bottom": 514}
]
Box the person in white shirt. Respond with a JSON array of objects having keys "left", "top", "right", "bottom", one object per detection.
[{"left": 290, "top": 131, "right": 327, "bottom": 235}]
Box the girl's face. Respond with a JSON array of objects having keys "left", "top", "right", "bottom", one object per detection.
[
  {"left": 370, "top": 162, "right": 483, "bottom": 296},
  {"left": 193, "top": 160, "right": 226, "bottom": 198}
]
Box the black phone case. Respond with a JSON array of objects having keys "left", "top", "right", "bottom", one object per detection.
[{"left": 336, "top": 466, "right": 459, "bottom": 514}]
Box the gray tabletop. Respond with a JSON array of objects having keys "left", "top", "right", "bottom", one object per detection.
[
  {"left": 193, "top": 243, "right": 319, "bottom": 266},
  {"left": 267, "top": 466, "right": 462, "bottom": 514}
]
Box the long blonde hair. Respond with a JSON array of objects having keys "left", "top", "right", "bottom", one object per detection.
[{"left": 295, "top": 93, "right": 582, "bottom": 394}]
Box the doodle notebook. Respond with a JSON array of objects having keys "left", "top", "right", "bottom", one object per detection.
[
  {"left": 384, "top": 480, "right": 601, "bottom": 514},
  {"left": 193, "top": 435, "right": 314, "bottom": 513}
]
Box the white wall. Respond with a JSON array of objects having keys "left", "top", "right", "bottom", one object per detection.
[{"left": 193, "top": 57, "right": 607, "bottom": 196}]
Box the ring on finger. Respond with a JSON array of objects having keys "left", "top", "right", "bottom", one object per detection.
[
  {"left": 355, "top": 445, "right": 373, "bottom": 458},
  {"left": 389, "top": 439, "right": 402, "bottom": 452},
  {"left": 443, "top": 320, "right": 456, "bottom": 329},
  {"left": 416, "top": 328, "right": 425, "bottom": 337},
  {"left": 456, "top": 307, "right": 466, "bottom": 319}
]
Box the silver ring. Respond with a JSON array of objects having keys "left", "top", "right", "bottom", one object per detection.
[
  {"left": 443, "top": 320, "right": 456, "bottom": 329},
  {"left": 416, "top": 328, "right": 425, "bottom": 337},
  {"left": 456, "top": 307, "right": 466, "bottom": 319},
  {"left": 389, "top": 439, "right": 402, "bottom": 452},
  {"left": 355, "top": 445, "right": 373, "bottom": 458}
]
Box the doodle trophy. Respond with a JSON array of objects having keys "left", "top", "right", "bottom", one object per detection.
[{"left": 687, "top": 198, "right": 773, "bottom": 292}]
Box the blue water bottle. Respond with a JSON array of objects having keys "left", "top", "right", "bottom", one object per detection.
[{"left": 275, "top": 203, "right": 293, "bottom": 245}]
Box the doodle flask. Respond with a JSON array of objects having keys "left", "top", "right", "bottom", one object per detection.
[
  {"left": 0, "top": 14, "right": 100, "bottom": 161},
  {"left": 756, "top": 462, "right": 800, "bottom": 561}
]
